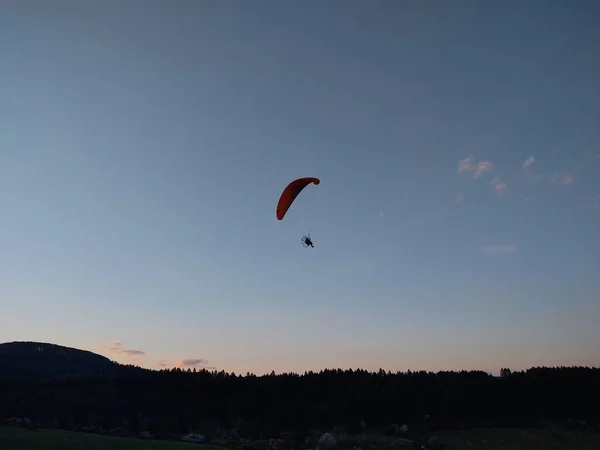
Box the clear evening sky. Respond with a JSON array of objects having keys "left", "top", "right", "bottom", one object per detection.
[{"left": 1, "top": 1, "right": 599, "bottom": 375}]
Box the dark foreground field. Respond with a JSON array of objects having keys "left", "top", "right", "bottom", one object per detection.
[
  {"left": 434, "top": 427, "right": 600, "bottom": 449},
  {"left": 2, "top": 426, "right": 600, "bottom": 450},
  {"left": 0, "top": 426, "right": 224, "bottom": 450}
]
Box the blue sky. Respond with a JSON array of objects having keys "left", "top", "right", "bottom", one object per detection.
[{"left": 1, "top": 1, "right": 599, "bottom": 375}]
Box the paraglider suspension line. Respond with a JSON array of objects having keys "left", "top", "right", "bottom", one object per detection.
[{"left": 304, "top": 213, "right": 310, "bottom": 236}]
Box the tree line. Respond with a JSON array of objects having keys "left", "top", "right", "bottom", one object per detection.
[{"left": 1, "top": 365, "right": 599, "bottom": 440}]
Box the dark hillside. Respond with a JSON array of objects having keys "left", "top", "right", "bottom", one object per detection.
[{"left": 0, "top": 341, "right": 121, "bottom": 381}]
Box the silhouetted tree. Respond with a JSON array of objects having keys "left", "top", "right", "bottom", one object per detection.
[{"left": 1, "top": 343, "right": 599, "bottom": 439}]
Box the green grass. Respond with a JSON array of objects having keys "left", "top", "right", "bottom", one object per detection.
[
  {"left": 3, "top": 426, "right": 600, "bottom": 450},
  {"left": 0, "top": 426, "right": 225, "bottom": 450},
  {"left": 434, "top": 427, "right": 600, "bottom": 450}
]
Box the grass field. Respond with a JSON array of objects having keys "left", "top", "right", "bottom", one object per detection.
[
  {"left": 2, "top": 426, "right": 600, "bottom": 450},
  {"left": 0, "top": 426, "right": 225, "bottom": 450},
  {"left": 434, "top": 427, "right": 600, "bottom": 449}
]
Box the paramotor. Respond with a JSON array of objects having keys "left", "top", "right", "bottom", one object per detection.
[{"left": 276, "top": 177, "right": 320, "bottom": 248}]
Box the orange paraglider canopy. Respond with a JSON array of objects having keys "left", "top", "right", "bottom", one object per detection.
[{"left": 276, "top": 177, "right": 320, "bottom": 220}]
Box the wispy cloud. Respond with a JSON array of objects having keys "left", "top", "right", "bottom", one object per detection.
[
  {"left": 96, "top": 344, "right": 216, "bottom": 372},
  {"left": 153, "top": 358, "right": 216, "bottom": 370},
  {"left": 457, "top": 157, "right": 493, "bottom": 178},
  {"left": 474, "top": 161, "right": 493, "bottom": 178},
  {"left": 490, "top": 177, "right": 506, "bottom": 193},
  {"left": 549, "top": 172, "right": 574, "bottom": 185},
  {"left": 96, "top": 342, "right": 146, "bottom": 364},
  {"left": 176, "top": 358, "right": 216, "bottom": 370},
  {"left": 180, "top": 358, "right": 208, "bottom": 367},
  {"left": 522, "top": 156, "right": 536, "bottom": 169},
  {"left": 457, "top": 157, "right": 474, "bottom": 174},
  {"left": 544, "top": 153, "right": 597, "bottom": 187}
]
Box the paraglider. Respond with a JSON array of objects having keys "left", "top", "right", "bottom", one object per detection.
[{"left": 276, "top": 177, "right": 320, "bottom": 247}]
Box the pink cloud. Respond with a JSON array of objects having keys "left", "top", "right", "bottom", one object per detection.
[
  {"left": 181, "top": 358, "right": 208, "bottom": 366},
  {"left": 522, "top": 156, "right": 536, "bottom": 169},
  {"left": 549, "top": 172, "right": 574, "bottom": 185},
  {"left": 491, "top": 177, "right": 506, "bottom": 193},
  {"left": 95, "top": 344, "right": 217, "bottom": 372},
  {"left": 174, "top": 358, "right": 216, "bottom": 370},
  {"left": 457, "top": 157, "right": 493, "bottom": 178},
  {"left": 152, "top": 358, "right": 216, "bottom": 371},
  {"left": 474, "top": 161, "right": 493, "bottom": 178},
  {"left": 458, "top": 157, "right": 475, "bottom": 174},
  {"left": 96, "top": 342, "right": 146, "bottom": 364}
]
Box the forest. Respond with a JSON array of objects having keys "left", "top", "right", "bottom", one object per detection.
[{"left": 1, "top": 359, "right": 599, "bottom": 443}]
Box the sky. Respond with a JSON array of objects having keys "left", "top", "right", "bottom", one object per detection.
[{"left": 1, "top": 1, "right": 599, "bottom": 376}]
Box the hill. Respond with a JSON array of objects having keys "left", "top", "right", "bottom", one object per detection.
[{"left": 0, "top": 341, "right": 122, "bottom": 381}]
